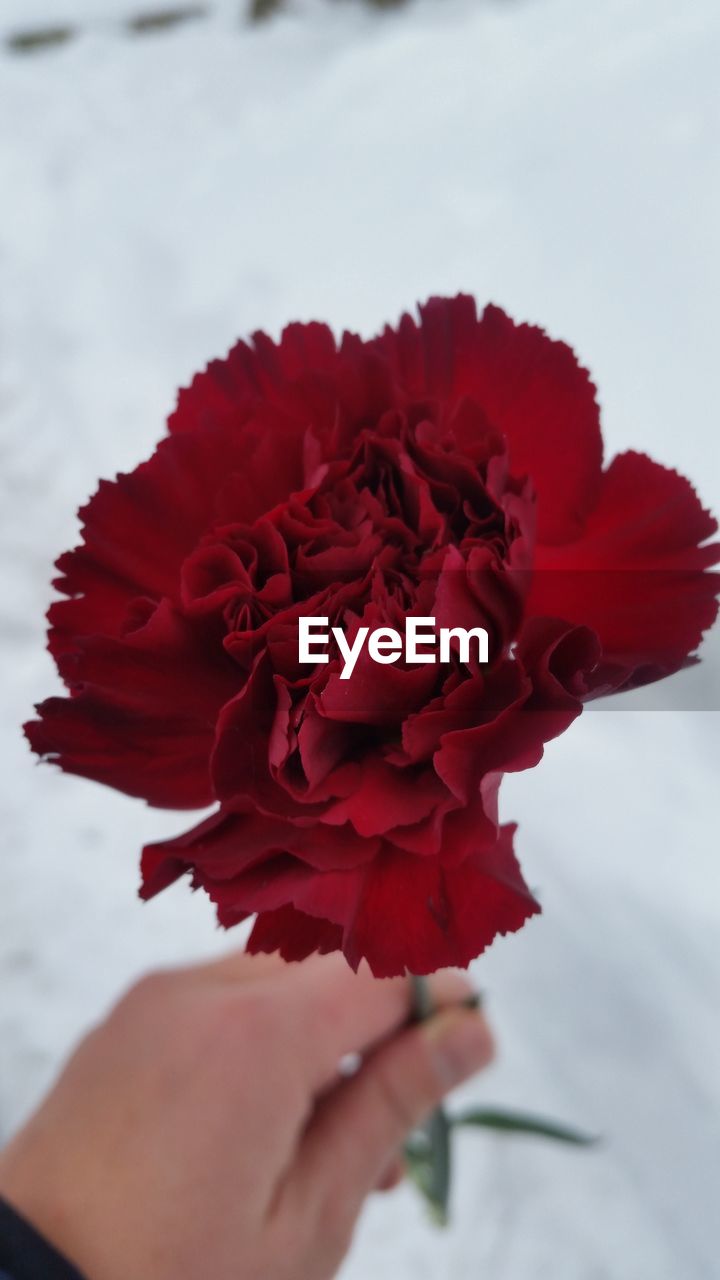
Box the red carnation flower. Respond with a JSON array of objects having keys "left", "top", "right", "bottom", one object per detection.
[{"left": 26, "top": 297, "right": 718, "bottom": 977}]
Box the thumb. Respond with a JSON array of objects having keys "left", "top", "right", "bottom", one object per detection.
[{"left": 295, "top": 1007, "right": 494, "bottom": 1218}]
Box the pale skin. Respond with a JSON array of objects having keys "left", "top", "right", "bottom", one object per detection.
[{"left": 0, "top": 951, "right": 494, "bottom": 1280}]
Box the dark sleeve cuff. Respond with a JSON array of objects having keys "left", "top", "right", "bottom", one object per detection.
[{"left": 0, "top": 1198, "right": 87, "bottom": 1280}]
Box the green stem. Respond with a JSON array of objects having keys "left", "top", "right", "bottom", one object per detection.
[
  {"left": 406, "top": 974, "right": 452, "bottom": 1225},
  {"left": 409, "top": 972, "right": 434, "bottom": 1021}
]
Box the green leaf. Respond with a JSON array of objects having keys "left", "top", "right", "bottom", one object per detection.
[
  {"left": 404, "top": 1105, "right": 452, "bottom": 1226},
  {"left": 451, "top": 1106, "right": 599, "bottom": 1147}
]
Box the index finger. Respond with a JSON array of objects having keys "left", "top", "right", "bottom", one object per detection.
[{"left": 262, "top": 954, "right": 474, "bottom": 1091}]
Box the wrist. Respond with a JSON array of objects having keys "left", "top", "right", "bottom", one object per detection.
[
  {"left": 0, "top": 1191, "right": 87, "bottom": 1280},
  {"left": 0, "top": 1138, "right": 88, "bottom": 1280}
]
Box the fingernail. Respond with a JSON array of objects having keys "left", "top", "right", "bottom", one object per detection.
[
  {"left": 459, "top": 991, "right": 484, "bottom": 1011},
  {"left": 424, "top": 1009, "right": 493, "bottom": 1090}
]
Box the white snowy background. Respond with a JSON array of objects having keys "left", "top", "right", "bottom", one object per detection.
[{"left": 1, "top": 0, "right": 719, "bottom": 1276}]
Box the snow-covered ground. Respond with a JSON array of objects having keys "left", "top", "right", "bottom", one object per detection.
[{"left": 1, "top": 0, "right": 719, "bottom": 1275}]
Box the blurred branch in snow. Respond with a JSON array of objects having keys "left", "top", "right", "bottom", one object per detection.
[
  {"left": 248, "top": 0, "right": 412, "bottom": 20},
  {"left": 6, "top": 25, "right": 76, "bottom": 52},
  {"left": 356, "top": 0, "right": 410, "bottom": 9},
  {"left": 4, "top": 0, "right": 420, "bottom": 54},
  {"left": 5, "top": 6, "right": 207, "bottom": 54},
  {"left": 248, "top": 0, "right": 285, "bottom": 19},
  {"left": 127, "top": 6, "right": 208, "bottom": 33}
]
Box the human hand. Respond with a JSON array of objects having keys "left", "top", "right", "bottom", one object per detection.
[{"left": 0, "top": 952, "right": 493, "bottom": 1280}]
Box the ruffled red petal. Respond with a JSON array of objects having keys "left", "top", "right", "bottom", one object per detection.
[
  {"left": 527, "top": 451, "right": 719, "bottom": 683},
  {"left": 27, "top": 602, "right": 239, "bottom": 807},
  {"left": 170, "top": 321, "right": 396, "bottom": 462},
  {"left": 168, "top": 323, "right": 339, "bottom": 436},
  {"left": 240, "top": 829, "right": 538, "bottom": 978},
  {"left": 340, "top": 832, "right": 539, "bottom": 977},
  {"left": 141, "top": 806, "right": 537, "bottom": 977},
  {"left": 25, "top": 696, "right": 215, "bottom": 809},
  {"left": 247, "top": 907, "right": 344, "bottom": 963},
  {"left": 49, "top": 423, "right": 297, "bottom": 657},
  {"left": 140, "top": 807, "right": 380, "bottom": 900},
  {"left": 372, "top": 296, "right": 603, "bottom": 544}
]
